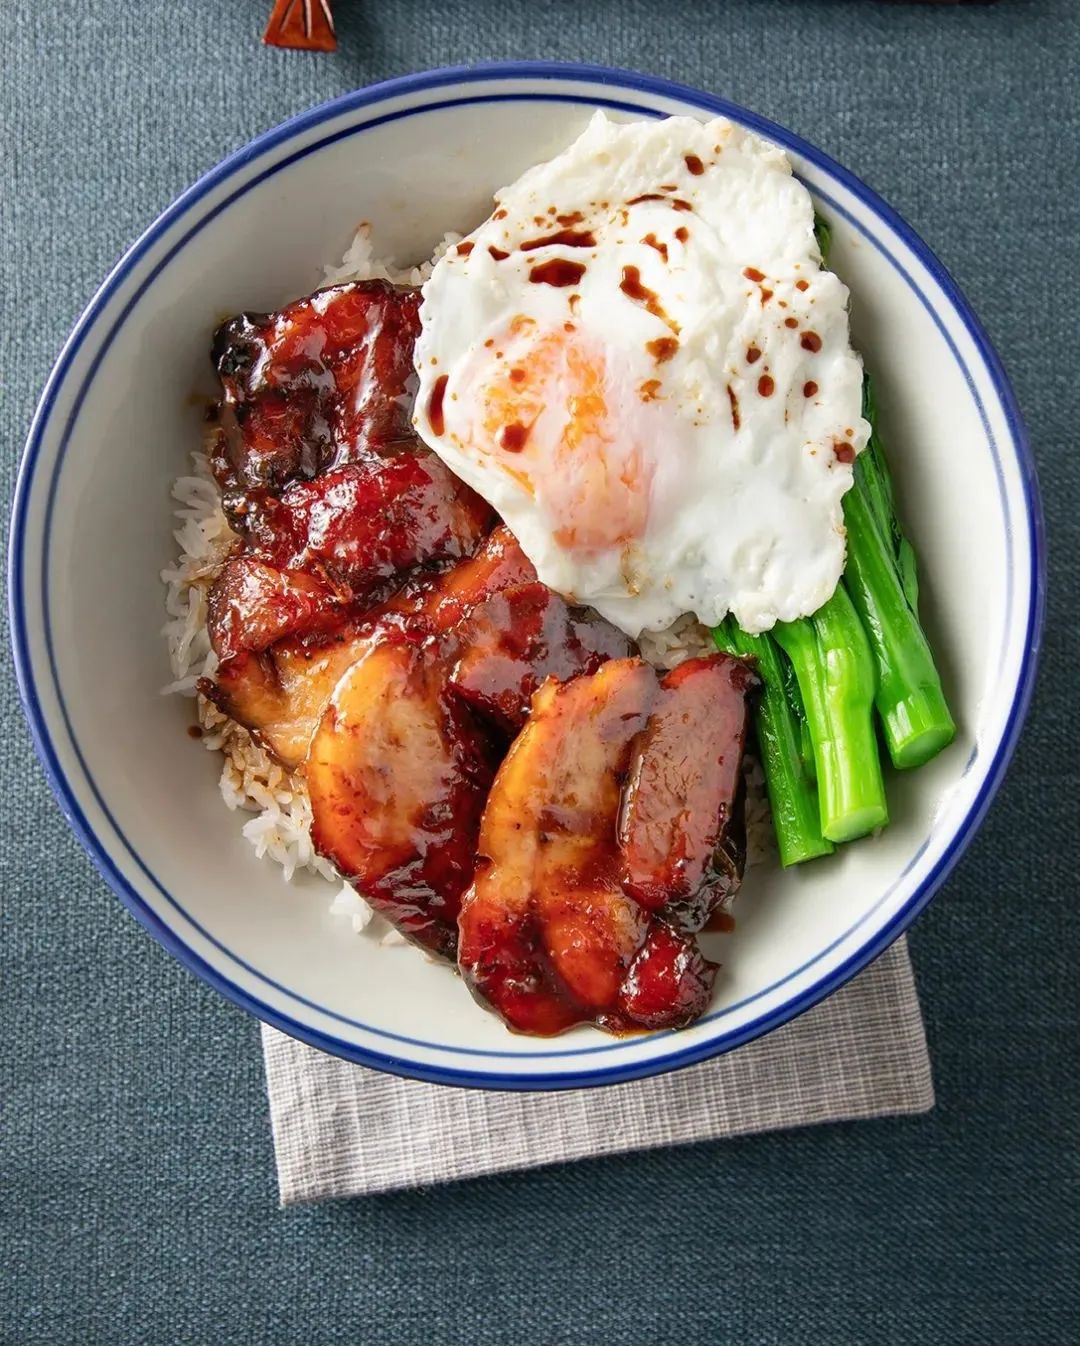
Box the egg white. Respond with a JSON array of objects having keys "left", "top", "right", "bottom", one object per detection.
[{"left": 412, "top": 112, "right": 869, "bottom": 637}]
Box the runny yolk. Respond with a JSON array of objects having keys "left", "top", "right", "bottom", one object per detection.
[{"left": 474, "top": 328, "right": 652, "bottom": 552}]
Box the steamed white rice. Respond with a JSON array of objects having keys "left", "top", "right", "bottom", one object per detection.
[{"left": 161, "top": 227, "right": 771, "bottom": 946}]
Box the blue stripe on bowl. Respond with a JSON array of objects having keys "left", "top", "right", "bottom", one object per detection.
[{"left": 8, "top": 63, "right": 1045, "bottom": 1089}]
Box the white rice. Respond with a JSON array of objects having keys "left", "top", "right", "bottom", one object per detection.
[{"left": 161, "top": 226, "right": 771, "bottom": 946}]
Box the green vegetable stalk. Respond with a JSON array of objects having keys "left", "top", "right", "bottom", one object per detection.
[
  {"left": 773, "top": 584, "right": 889, "bottom": 844},
  {"left": 813, "top": 212, "right": 832, "bottom": 264},
  {"left": 711, "top": 619, "right": 833, "bottom": 867},
  {"left": 843, "top": 379, "right": 956, "bottom": 769}
]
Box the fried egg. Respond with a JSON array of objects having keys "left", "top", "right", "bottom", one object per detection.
[{"left": 412, "top": 112, "right": 869, "bottom": 636}]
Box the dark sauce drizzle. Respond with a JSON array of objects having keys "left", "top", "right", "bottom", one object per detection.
[
  {"left": 529, "top": 258, "right": 587, "bottom": 287},
  {"left": 428, "top": 373, "right": 449, "bottom": 435}
]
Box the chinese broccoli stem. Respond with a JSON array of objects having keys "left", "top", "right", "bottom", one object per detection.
[
  {"left": 711, "top": 618, "right": 834, "bottom": 867},
  {"left": 843, "top": 378, "right": 956, "bottom": 769},
  {"left": 856, "top": 377, "right": 920, "bottom": 610},
  {"left": 774, "top": 584, "right": 889, "bottom": 844},
  {"left": 814, "top": 212, "right": 832, "bottom": 264}
]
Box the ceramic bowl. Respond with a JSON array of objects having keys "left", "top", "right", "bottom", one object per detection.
[{"left": 9, "top": 64, "right": 1043, "bottom": 1088}]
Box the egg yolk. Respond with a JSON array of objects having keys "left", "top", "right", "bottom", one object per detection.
[{"left": 471, "top": 327, "right": 652, "bottom": 553}]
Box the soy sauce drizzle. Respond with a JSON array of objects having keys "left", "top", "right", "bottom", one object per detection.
[
  {"left": 501, "top": 423, "right": 530, "bottom": 453},
  {"left": 620, "top": 266, "right": 678, "bottom": 331},
  {"left": 646, "top": 337, "right": 679, "bottom": 363},
  {"left": 521, "top": 228, "right": 597, "bottom": 251},
  {"left": 528, "top": 258, "right": 587, "bottom": 287},
  {"left": 428, "top": 374, "right": 449, "bottom": 434}
]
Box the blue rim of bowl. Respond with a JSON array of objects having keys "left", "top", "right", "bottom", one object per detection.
[{"left": 8, "top": 62, "right": 1045, "bottom": 1090}]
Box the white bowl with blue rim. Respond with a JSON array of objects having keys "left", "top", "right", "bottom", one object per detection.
[{"left": 9, "top": 63, "right": 1043, "bottom": 1089}]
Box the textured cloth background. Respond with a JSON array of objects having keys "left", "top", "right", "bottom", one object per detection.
[
  {"left": 3, "top": 1, "right": 1077, "bottom": 1342},
  {"left": 265, "top": 941, "right": 933, "bottom": 1202}
]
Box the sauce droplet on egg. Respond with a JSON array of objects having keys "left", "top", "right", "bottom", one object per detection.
[
  {"left": 528, "top": 258, "right": 588, "bottom": 287},
  {"left": 803, "top": 380, "right": 819, "bottom": 398},
  {"left": 757, "top": 374, "right": 775, "bottom": 398},
  {"left": 727, "top": 384, "right": 741, "bottom": 430},
  {"left": 746, "top": 345, "right": 762, "bottom": 364},
  {"left": 743, "top": 267, "right": 766, "bottom": 282},
  {"left": 642, "top": 233, "right": 669, "bottom": 262},
  {"left": 620, "top": 266, "right": 677, "bottom": 329},
  {"left": 488, "top": 246, "right": 509, "bottom": 261},
  {"left": 834, "top": 441, "right": 855, "bottom": 463},
  {"left": 627, "top": 193, "right": 667, "bottom": 205},
  {"left": 674, "top": 226, "right": 689, "bottom": 243},
  {"left": 521, "top": 228, "right": 598, "bottom": 251},
  {"left": 428, "top": 374, "right": 449, "bottom": 435},
  {"left": 685, "top": 154, "right": 705, "bottom": 175},
  {"left": 501, "top": 423, "right": 530, "bottom": 453},
  {"left": 801, "top": 331, "right": 822, "bottom": 353},
  {"left": 646, "top": 336, "right": 679, "bottom": 363}
]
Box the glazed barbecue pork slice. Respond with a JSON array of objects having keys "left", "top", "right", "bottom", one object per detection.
[
  {"left": 201, "top": 525, "right": 537, "bottom": 770},
  {"left": 204, "top": 633, "right": 378, "bottom": 770},
  {"left": 206, "top": 556, "right": 347, "bottom": 665},
  {"left": 447, "top": 581, "right": 635, "bottom": 733},
  {"left": 457, "top": 658, "right": 721, "bottom": 1035},
  {"left": 210, "top": 280, "right": 425, "bottom": 520},
  {"left": 401, "top": 523, "right": 537, "bottom": 638},
  {"left": 239, "top": 455, "right": 494, "bottom": 592},
  {"left": 306, "top": 638, "right": 498, "bottom": 961},
  {"left": 618, "top": 653, "right": 759, "bottom": 929}
]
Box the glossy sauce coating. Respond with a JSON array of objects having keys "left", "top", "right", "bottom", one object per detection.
[
  {"left": 205, "top": 525, "right": 537, "bottom": 772},
  {"left": 616, "top": 922, "right": 715, "bottom": 1029},
  {"left": 210, "top": 281, "right": 423, "bottom": 524},
  {"left": 204, "top": 633, "right": 376, "bottom": 771},
  {"left": 618, "top": 654, "right": 758, "bottom": 915},
  {"left": 459, "top": 660, "right": 659, "bottom": 1034},
  {"left": 448, "top": 581, "right": 634, "bottom": 732},
  {"left": 241, "top": 455, "right": 493, "bottom": 591},
  {"left": 458, "top": 658, "right": 748, "bottom": 1035},
  {"left": 207, "top": 555, "right": 343, "bottom": 664},
  {"left": 307, "top": 639, "right": 498, "bottom": 960},
  {"left": 206, "top": 279, "right": 495, "bottom": 656}
]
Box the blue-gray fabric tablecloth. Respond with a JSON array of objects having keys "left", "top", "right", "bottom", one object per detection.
[{"left": 3, "top": 2, "right": 1077, "bottom": 1342}]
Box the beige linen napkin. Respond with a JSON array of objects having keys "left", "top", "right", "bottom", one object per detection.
[{"left": 262, "top": 937, "right": 932, "bottom": 1203}]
